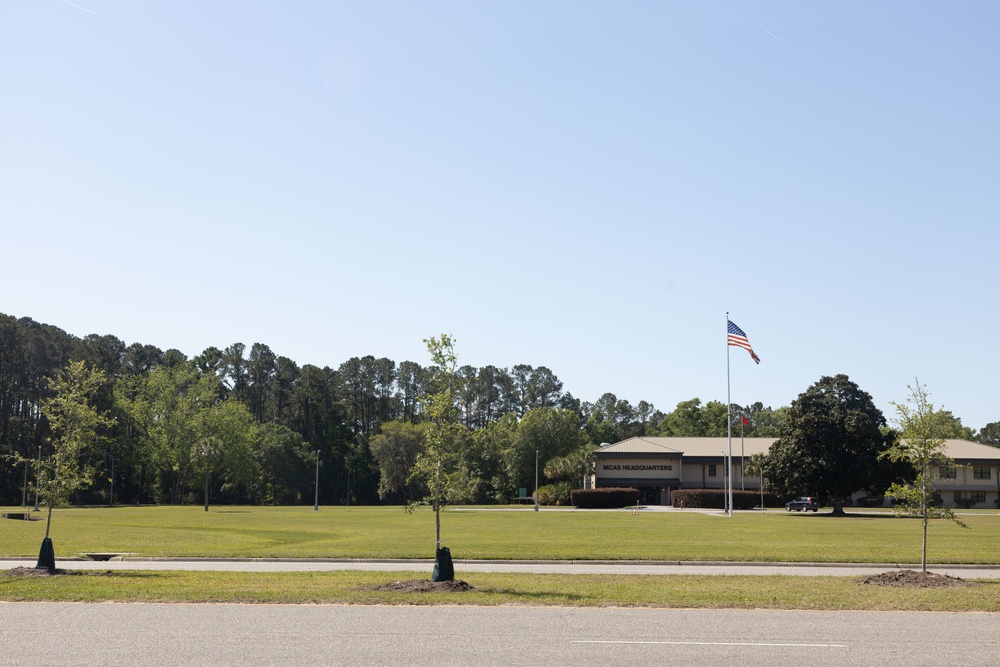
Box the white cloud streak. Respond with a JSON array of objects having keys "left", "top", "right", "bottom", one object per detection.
[
  {"left": 60, "top": 0, "right": 97, "bottom": 15},
  {"left": 763, "top": 28, "right": 792, "bottom": 49}
]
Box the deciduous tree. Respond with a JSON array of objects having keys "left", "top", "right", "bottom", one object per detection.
[
  {"left": 407, "top": 335, "right": 470, "bottom": 552},
  {"left": 370, "top": 420, "right": 427, "bottom": 501},
  {"left": 193, "top": 396, "right": 258, "bottom": 509},
  {"left": 766, "top": 374, "right": 898, "bottom": 515},
  {"left": 509, "top": 407, "right": 585, "bottom": 491},
  {"left": 882, "top": 381, "right": 967, "bottom": 571},
  {"left": 117, "top": 364, "right": 218, "bottom": 504},
  {"left": 252, "top": 423, "right": 313, "bottom": 505},
  {"left": 35, "top": 361, "right": 115, "bottom": 567}
]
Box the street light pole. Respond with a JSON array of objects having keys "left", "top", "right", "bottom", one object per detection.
[
  {"left": 314, "top": 450, "right": 320, "bottom": 511},
  {"left": 534, "top": 450, "right": 539, "bottom": 512},
  {"left": 32, "top": 445, "right": 41, "bottom": 512},
  {"left": 760, "top": 466, "right": 765, "bottom": 515},
  {"left": 109, "top": 453, "right": 115, "bottom": 508}
]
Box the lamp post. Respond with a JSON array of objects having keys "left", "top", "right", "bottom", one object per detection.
[
  {"left": 534, "top": 450, "right": 539, "bottom": 512},
  {"left": 314, "top": 450, "right": 320, "bottom": 511},
  {"left": 32, "top": 445, "right": 41, "bottom": 512},
  {"left": 760, "top": 465, "right": 765, "bottom": 515},
  {"left": 109, "top": 453, "right": 115, "bottom": 507}
]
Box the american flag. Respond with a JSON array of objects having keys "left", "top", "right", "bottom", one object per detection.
[{"left": 728, "top": 320, "right": 761, "bottom": 364}]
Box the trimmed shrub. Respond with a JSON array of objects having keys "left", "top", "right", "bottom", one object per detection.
[
  {"left": 537, "top": 482, "right": 573, "bottom": 506},
  {"left": 954, "top": 497, "right": 975, "bottom": 509},
  {"left": 570, "top": 487, "right": 640, "bottom": 509},
  {"left": 671, "top": 489, "right": 777, "bottom": 509}
]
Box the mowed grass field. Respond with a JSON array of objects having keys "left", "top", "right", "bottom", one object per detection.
[{"left": 2, "top": 505, "right": 999, "bottom": 563}]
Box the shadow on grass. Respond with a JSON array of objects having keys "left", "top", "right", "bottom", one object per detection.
[
  {"left": 1, "top": 569, "right": 162, "bottom": 580},
  {"left": 473, "top": 588, "right": 587, "bottom": 601},
  {"left": 791, "top": 511, "right": 899, "bottom": 519}
]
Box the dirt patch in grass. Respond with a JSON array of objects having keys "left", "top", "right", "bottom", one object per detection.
[
  {"left": 3, "top": 567, "right": 113, "bottom": 577},
  {"left": 860, "top": 569, "right": 968, "bottom": 588},
  {"left": 373, "top": 579, "right": 475, "bottom": 593}
]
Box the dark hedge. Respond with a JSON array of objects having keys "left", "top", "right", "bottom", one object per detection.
[
  {"left": 670, "top": 488, "right": 779, "bottom": 509},
  {"left": 571, "top": 487, "right": 640, "bottom": 508}
]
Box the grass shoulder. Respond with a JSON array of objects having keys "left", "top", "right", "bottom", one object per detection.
[{"left": 1, "top": 569, "right": 998, "bottom": 612}]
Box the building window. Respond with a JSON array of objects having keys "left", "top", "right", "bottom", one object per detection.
[
  {"left": 939, "top": 466, "right": 957, "bottom": 479},
  {"left": 972, "top": 491, "right": 987, "bottom": 504},
  {"left": 973, "top": 466, "right": 991, "bottom": 480},
  {"left": 708, "top": 464, "right": 717, "bottom": 477},
  {"left": 953, "top": 491, "right": 963, "bottom": 503}
]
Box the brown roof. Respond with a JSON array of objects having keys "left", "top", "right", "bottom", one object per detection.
[
  {"left": 596, "top": 437, "right": 1000, "bottom": 462},
  {"left": 943, "top": 439, "right": 1000, "bottom": 463}
]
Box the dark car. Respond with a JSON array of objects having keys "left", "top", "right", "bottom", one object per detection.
[{"left": 785, "top": 497, "right": 820, "bottom": 512}]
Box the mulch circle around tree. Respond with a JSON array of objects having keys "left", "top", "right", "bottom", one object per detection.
[
  {"left": 373, "top": 579, "right": 475, "bottom": 593},
  {"left": 859, "top": 569, "right": 968, "bottom": 588},
  {"left": 3, "top": 567, "right": 113, "bottom": 577}
]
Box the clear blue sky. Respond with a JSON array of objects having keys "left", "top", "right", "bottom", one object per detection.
[{"left": 3, "top": 2, "right": 998, "bottom": 430}]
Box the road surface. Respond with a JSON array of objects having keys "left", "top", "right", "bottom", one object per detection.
[{"left": 0, "top": 604, "right": 995, "bottom": 666}]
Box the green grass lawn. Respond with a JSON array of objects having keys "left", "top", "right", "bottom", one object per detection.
[
  {"left": 1, "top": 569, "right": 998, "bottom": 612},
  {"left": 3, "top": 505, "right": 999, "bottom": 564}
]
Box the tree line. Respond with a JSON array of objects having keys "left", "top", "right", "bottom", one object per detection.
[{"left": 1, "top": 312, "right": 997, "bottom": 507}]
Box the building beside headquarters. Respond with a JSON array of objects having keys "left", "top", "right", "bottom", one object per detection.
[{"left": 593, "top": 437, "right": 1000, "bottom": 508}]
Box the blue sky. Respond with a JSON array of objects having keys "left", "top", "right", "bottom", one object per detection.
[{"left": 3, "top": 1, "right": 998, "bottom": 430}]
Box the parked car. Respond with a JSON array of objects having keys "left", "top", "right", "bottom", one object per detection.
[{"left": 785, "top": 496, "right": 820, "bottom": 512}]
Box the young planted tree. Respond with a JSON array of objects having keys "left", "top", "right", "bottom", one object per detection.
[
  {"left": 407, "top": 335, "right": 469, "bottom": 575},
  {"left": 35, "top": 360, "right": 115, "bottom": 568},
  {"left": 882, "top": 381, "right": 968, "bottom": 571}
]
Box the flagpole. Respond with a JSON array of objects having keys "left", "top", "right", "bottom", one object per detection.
[{"left": 726, "top": 312, "right": 732, "bottom": 517}]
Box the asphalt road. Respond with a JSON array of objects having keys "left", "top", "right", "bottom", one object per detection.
[
  {"left": 3, "top": 557, "right": 1000, "bottom": 578},
  {"left": 1, "top": 604, "right": 996, "bottom": 666}
]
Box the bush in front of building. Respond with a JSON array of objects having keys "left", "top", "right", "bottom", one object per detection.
[
  {"left": 570, "top": 487, "right": 640, "bottom": 508},
  {"left": 537, "top": 482, "right": 573, "bottom": 506},
  {"left": 671, "top": 489, "right": 777, "bottom": 509}
]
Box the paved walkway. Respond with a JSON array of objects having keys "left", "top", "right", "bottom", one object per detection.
[{"left": 4, "top": 557, "right": 1000, "bottom": 578}]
